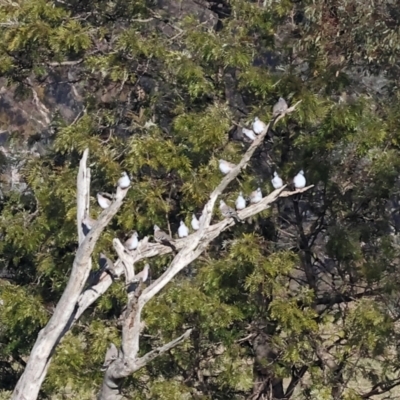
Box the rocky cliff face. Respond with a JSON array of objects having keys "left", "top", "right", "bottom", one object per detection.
[
  {"left": 0, "top": 0, "right": 389, "bottom": 195},
  {"left": 0, "top": 0, "right": 218, "bottom": 194},
  {"left": 0, "top": 72, "right": 81, "bottom": 192}
]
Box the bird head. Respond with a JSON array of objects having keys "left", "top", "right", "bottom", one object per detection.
[
  {"left": 153, "top": 224, "right": 160, "bottom": 231},
  {"left": 299, "top": 170, "right": 304, "bottom": 175},
  {"left": 220, "top": 200, "right": 225, "bottom": 206},
  {"left": 273, "top": 171, "right": 278, "bottom": 177},
  {"left": 254, "top": 117, "right": 259, "bottom": 122}
]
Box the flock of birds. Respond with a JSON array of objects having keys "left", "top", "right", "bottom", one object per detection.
[
  {"left": 217, "top": 161, "right": 307, "bottom": 224},
  {"left": 88, "top": 167, "right": 306, "bottom": 250},
  {"left": 84, "top": 97, "right": 306, "bottom": 278},
  {"left": 218, "top": 159, "right": 306, "bottom": 191},
  {"left": 241, "top": 97, "right": 288, "bottom": 141},
  {"left": 216, "top": 97, "right": 306, "bottom": 226}
]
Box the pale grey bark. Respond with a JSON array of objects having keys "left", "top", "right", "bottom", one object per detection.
[
  {"left": 12, "top": 102, "right": 307, "bottom": 400},
  {"left": 12, "top": 150, "right": 129, "bottom": 400},
  {"left": 97, "top": 102, "right": 307, "bottom": 400}
]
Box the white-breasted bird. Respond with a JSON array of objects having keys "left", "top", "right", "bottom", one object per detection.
[
  {"left": 191, "top": 214, "right": 200, "bottom": 231},
  {"left": 252, "top": 117, "right": 267, "bottom": 134},
  {"left": 242, "top": 127, "right": 256, "bottom": 141},
  {"left": 249, "top": 187, "right": 263, "bottom": 204},
  {"left": 219, "top": 159, "right": 237, "bottom": 175},
  {"left": 271, "top": 171, "right": 283, "bottom": 189},
  {"left": 219, "top": 200, "right": 242, "bottom": 222},
  {"left": 272, "top": 97, "right": 288, "bottom": 117},
  {"left": 154, "top": 224, "right": 176, "bottom": 251},
  {"left": 178, "top": 220, "right": 189, "bottom": 238},
  {"left": 293, "top": 170, "right": 306, "bottom": 189},
  {"left": 235, "top": 192, "right": 246, "bottom": 210},
  {"left": 118, "top": 171, "right": 130, "bottom": 189},
  {"left": 125, "top": 231, "right": 139, "bottom": 251},
  {"left": 82, "top": 215, "right": 96, "bottom": 233},
  {"left": 97, "top": 192, "right": 112, "bottom": 209}
]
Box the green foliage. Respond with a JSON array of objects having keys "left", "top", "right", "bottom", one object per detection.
[
  {"left": 0, "top": 284, "right": 48, "bottom": 354},
  {"left": 150, "top": 380, "right": 192, "bottom": 400},
  {"left": 0, "top": 392, "right": 12, "bottom": 400},
  {"left": 2, "top": 0, "right": 400, "bottom": 399}
]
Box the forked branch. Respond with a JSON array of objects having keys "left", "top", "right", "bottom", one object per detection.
[
  {"left": 12, "top": 150, "right": 130, "bottom": 400},
  {"left": 99, "top": 101, "right": 307, "bottom": 400},
  {"left": 12, "top": 100, "right": 306, "bottom": 400}
]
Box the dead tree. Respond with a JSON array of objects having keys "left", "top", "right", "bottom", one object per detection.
[{"left": 11, "top": 102, "right": 311, "bottom": 400}]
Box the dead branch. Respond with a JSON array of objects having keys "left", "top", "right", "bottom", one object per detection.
[
  {"left": 135, "top": 328, "right": 192, "bottom": 370},
  {"left": 13, "top": 100, "right": 306, "bottom": 400},
  {"left": 76, "top": 185, "right": 313, "bottom": 323},
  {"left": 12, "top": 150, "right": 129, "bottom": 400},
  {"left": 46, "top": 59, "right": 84, "bottom": 66},
  {"left": 77, "top": 149, "right": 90, "bottom": 245},
  {"left": 113, "top": 238, "right": 136, "bottom": 283},
  {"left": 98, "top": 101, "right": 305, "bottom": 399},
  {"left": 198, "top": 101, "right": 301, "bottom": 232},
  {"left": 131, "top": 17, "right": 154, "bottom": 22}
]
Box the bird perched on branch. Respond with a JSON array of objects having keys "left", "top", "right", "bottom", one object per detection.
[
  {"left": 97, "top": 192, "right": 112, "bottom": 209},
  {"left": 118, "top": 171, "right": 130, "bottom": 189},
  {"left": 242, "top": 127, "right": 256, "bottom": 141},
  {"left": 127, "top": 263, "right": 151, "bottom": 294},
  {"left": 220, "top": 200, "right": 243, "bottom": 222},
  {"left": 178, "top": 220, "right": 189, "bottom": 238},
  {"left": 82, "top": 215, "right": 96, "bottom": 235},
  {"left": 273, "top": 97, "right": 288, "bottom": 117},
  {"left": 191, "top": 214, "right": 200, "bottom": 231},
  {"left": 219, "top": 159, "right": 237, "bottom": 175},
  {"left": 252, "top": 117, "right": 267, "bottom": 134},
  {"left": 271, "top": 171, "right": 283, "bottom": 189},
  {"left": 235, "top": 192, "right": 246, "bottom": 210},
  {"left": 99, "top": 252, "right": 118, "bottom": 279},
  {"left": 124, "top": 231, "right": 139, "bottom": 251},
  {"left": 154, "top": 224, "right": 176, "bottom": 251},
  {"left": 249, "top": 187, "right": 263, "bottom": 204},
  {"left": 293, "top": 170, "right": 306, "bottom": 189}
]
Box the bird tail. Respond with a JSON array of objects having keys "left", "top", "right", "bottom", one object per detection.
[
  {"left": 82, "top": 222, "right": 91, "bottom": 236},
  {"left": 162, "top": 240, "right": 177, "bottom": 252},
  {"left": 233, "top": 214, "right": 244, "bottom": 223}
]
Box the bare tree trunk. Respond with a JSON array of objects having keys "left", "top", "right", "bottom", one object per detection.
[
  {"left": 12, "top": 103, "right": 307, "bottom": 400},
  {"left": 12, "top": 150, "right": 129, "bottom": 400}
]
